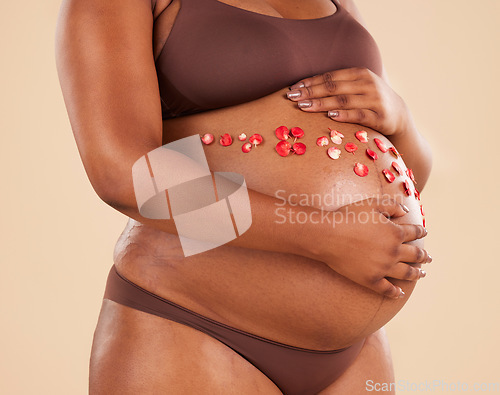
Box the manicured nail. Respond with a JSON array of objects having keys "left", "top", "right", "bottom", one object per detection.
[
  {"left": 290, "top": 82, "right": 305, "bottom": 90},
  {"left": 398, "top": 288, "right": 406, "bottom": 298},
  {"left": 287, "top": 90, "right": 301, "bottom": 99},
  {"left": 298, "top": 100, "right": 312, "bottom": 108},
  {"left": 401, "top": 204, "right": 410, "bottom": 213},
  {"left": 328, "top": 110, "right": 339, "bottom": 118},
  {"left": 426, "top": 254, "right": 433, "bottom": 263},
  {"left": 419, "top": 269, "right": 427, "bottom": 278}
]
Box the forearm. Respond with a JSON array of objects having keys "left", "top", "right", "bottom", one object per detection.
[
  {"left": 104, "top": 160, "right": 320, "bottom": 257},
  {"left": 388, "top": 103, "right": 432, "bottom": 189}
]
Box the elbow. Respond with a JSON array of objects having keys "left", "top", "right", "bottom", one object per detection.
[
  {"left": 91, "top": 175, "right": 129, "bottom": 211},
  {"left": 81, "top": 139, "right": 161, "bottom": 214},
  {"left": 86, "top": 160, "right": 135, "bottom": 212},
  {"left": 96, "top": 182, "right": 129, "bottom": 211}
]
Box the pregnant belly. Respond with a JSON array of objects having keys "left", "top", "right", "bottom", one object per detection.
[{"left": 114, "top": 88, "right": 425, "bottom": 350}]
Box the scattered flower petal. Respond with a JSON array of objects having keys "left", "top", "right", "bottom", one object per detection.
[
  {"left": 366, "top": 149, "right": 378, "bottom": 160},
  {"left": 291, "top": 127, "right": 305, "bottom": 139},
  {"left": 403, "top": 180, "right": 412, "bottom": 196},
  {"left": 241, "top": 143, "right": 252, "bottom": 153},
  {"left": 420, "top": 204, "right": 425, "bottom": 216},
  {"left": 249, "top": 133, "right": 263, "bottom": 146},
  {"left": 406, "top": 168, "right": 416, "bottom": 183},
  {"left": 219, "top": 133, "right": 233, "bottom": 146},
  {"left": 389, "top": 146, "right": 401, "bottom": 158},
  {"left": 329, "top": 128, "right": 344, "bottom": 138},
  {"left": 392, "top": 161, "right": 403, "bottom": 176},
  {"left": 354, "top": 162, "right": 369, "bottom": 177},
  {"left": 275, "top": 140, "right": 292, "bottom": 156},
  {"left": 374, "top": 138, "right": 389, "bottom": 153},
  {"left": 331, "top": 135, "right": 342, "bottom": 144},
  {"left": 238, "top": 133, "right": 247, "bottom": 141},
  {"left": 327, "top": 147, "right": 341, "bottom": 159},
  {"left": 292, "top": 142, "right": 307, "bottom": 155},
  {"left": 316, "top": 136, "right": 329, "bottom": 146},
  {"left": 201, "top": 133, "right": 214, "bottom": 145},
  {"left": 329, "top": 129, "right": 344, "bottom": 144},
  {"left": 275, "top": 126, "right": 290, "bottom": 140},
  {"left": 355, "top": 130, "right": 368, "bottom": 143},
  {"left": 382, "top": 169, "right": 396, "bottom": 183},
  {"left": 345, "top": 142, "right": 358, "bottom": 153}
]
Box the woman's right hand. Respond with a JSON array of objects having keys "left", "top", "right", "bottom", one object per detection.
[{"left": 301, "top": 199, "right": 430, "bottom": 299}]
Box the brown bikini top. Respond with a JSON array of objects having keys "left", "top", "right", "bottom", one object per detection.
[{"left": 155, "top": 0, "right": 383, "bottom": 119}]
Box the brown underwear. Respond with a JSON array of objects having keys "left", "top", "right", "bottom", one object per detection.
[{"left": 103, "top": 265, "right": 365, "bottom": 395}]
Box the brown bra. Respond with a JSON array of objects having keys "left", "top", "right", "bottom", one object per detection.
[{"left": 154, "top": 0, "right": 383, "bottom": 119}]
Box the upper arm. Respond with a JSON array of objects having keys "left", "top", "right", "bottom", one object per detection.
[{"left": 55, "top": 0, "right": 162, "bottom": 203}]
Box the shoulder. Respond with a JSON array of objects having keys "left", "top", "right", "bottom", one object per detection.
[{"left": 338, "top": 0, "right": 366, "bottom": 28}]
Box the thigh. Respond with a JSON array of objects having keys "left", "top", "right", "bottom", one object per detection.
[
  {"left": 318, "top": 328, "right": 395, "bottom": 395},
  {"left": 89, "top": 300, "right": 282, "bottom": 394}
]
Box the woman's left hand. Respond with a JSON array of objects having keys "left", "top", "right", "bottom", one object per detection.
[{"left": 286, "top": 67, "right": 409, "bottom": 137}]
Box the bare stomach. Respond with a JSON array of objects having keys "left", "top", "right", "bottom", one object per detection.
[{"left": 113, "top": 87, "right": 424, "bottom": 350}]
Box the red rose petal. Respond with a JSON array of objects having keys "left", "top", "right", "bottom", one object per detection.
[
  {"left": 316, "top": 136, "right": 329, "bottom": 146},
  {"left": 382, "top": 169, "right": 396, "bottom": 183},
  {"left": 238, "top": 133, "right": 247, "bottom": 141},
  {"left": 249, "top": 133, "right": 263, "bottom": 146},
  {"left": 327, "top": 146, "right": 341, "bottom": 159},
  {"left": 403, "top": 180, "right": 412, "bottom": 196},
  {"left": 423, "top": 217, "right": 426, "bottom": 228},
  {"left": 354, "top": 162, "right": 369, "bottom": 177},
  {"left": 374, "top": 138, "right": 389, "bottom": 153},
  {"left": 241, "top": 143, "right": 252, "bottom": 153},
  {"left": 355, "top": 130, "right": 368, "bottom": 143},
  {"left": 406, "top": 168, "right": 416, "bottom": 184},
  {"left": 201, "top": 133, "right": 214, "bottom": 145},
  {"left": 345, "top": 142, "right": 358, "bottom": 153},
  {"left": 292, "top": 142, "right": 306, "bottom": 155},
  {"left": 219, "top": 133, "right": 233, "bottom": 146},
  {"left": 392, "top": 161, "right": 403, "bottom": 176},
  {"left": 329, "top": 128, "right": 344, "bottom": 138},
  {"left": 291, "top": 127, "right": 305, "bottom": 139},
  {"left": 329, "top": 128, "right": 344, "bottom": 144},
  {"left": 366, "top": 149, "right": 378, "bottom": 160},
  {"left": 420, "top": 204, "right": 425, "bottom": 216},
  {"left": 275, "top": 140, "right": 292, "bottom": 156},
  {"left": 389, "top": 146, "right": 401, "bottom": 158},
  {"left": 275, "top": 126, "right": 290, "bottom": 140}
]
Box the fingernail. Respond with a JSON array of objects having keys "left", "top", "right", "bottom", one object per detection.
[
  {"left": 287, "top": 90, "right": 301, "bottom": 99},
  {"left": 426, "top": 254, "right": 432, "bottom": 263},
  {"left": 328, "top": 110, "right": 339, "bottom": 118},
  {"left": 419, "top": 269, "right": 427, "bottom": 278},
  {"left": 398, "top": 289, "right": 406, "bottom": 299},
  {"left": 423, "top": 228, "right": 428, "bottom": 237},
  {"left": 298, "top": 100, "right": 312, "bottom": 108},
  {"left": 290, "top": 82, "right": 305, "bottom": 90},
  {"left": 401, "top": 204, "right": 410, "bottom": 213}
]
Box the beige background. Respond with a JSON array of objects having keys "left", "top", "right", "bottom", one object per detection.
[{"left": 1, "top": 0, "right": 499, "bottom": 393}]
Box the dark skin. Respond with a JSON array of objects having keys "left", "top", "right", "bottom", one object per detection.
[
  {"left": 56, "top": 0, "right": 431, "bottom": 392},
  {"left": 56, "top": 0, "right": 430, "bottom": 298},
  {"left": 287, "top": 68, "right": 432, "bottom": 184}
]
